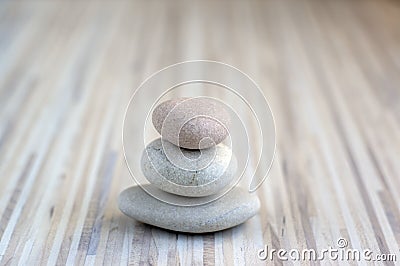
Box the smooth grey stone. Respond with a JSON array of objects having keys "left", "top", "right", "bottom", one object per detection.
[
  {"left": 152, "top": 97, "right": 230, "bottom": 149},
  {"left": 141, "top": 138, "right": 237, "bottom": 197},
  {"left": 118, "top": 185, "right": 260, "bottom": 233}
]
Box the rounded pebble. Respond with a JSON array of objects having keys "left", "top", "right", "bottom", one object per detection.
[
  {"left": 141, "top": 138, "right": 237, "bottom": 197},
  {"left": 118, "top": 185, "right": 260, "bottom": 233},
  {"left": 152, "top": 97, "right": 230, "bottom": 149}
]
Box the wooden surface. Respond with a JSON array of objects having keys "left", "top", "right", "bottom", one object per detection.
[{"left": 1, "top": 0, "right": 400, "bottom": 265}]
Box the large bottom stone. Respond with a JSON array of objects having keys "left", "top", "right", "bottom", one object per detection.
[{"left": 118, "top": 185, "right": 260, "bottom": 233}]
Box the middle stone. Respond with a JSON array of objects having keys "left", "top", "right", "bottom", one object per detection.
[{"left": 141, "top": 138, "right": 237, "bottom": 197}]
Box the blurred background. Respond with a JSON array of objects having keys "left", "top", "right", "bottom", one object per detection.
[{"left": 0, "top": 0, "right": 399, "bottom": 265}]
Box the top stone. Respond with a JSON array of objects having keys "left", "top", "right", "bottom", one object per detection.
[{"left": 152, "top": 97, "right": 230, "bottom": 149}]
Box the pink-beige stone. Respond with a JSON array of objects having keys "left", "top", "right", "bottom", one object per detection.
[{"left": 152, "top": 97, "right": 230, "bottom": 149}]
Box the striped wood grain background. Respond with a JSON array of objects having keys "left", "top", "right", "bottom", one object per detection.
[{"left": 0, "top": 0, "right": 399, "bottom": 265}]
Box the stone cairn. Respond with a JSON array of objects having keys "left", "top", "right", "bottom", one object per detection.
[{"left": 118, "top": 97, "right": 260, "bottom": 233}]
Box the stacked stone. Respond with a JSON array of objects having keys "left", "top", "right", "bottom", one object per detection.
[{"left": 118, "top": 98, "right": 260, "bottom": 233}]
